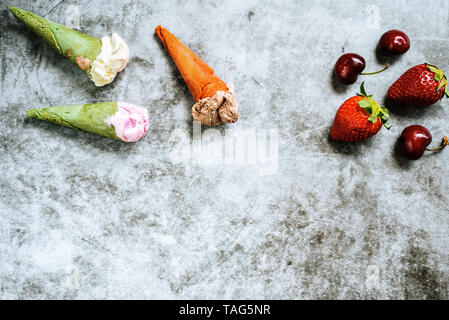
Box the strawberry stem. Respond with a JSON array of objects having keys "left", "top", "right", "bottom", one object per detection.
[
  {"left": 426, "top": 63, "right": 449, "bottom": 97},
  {"left": 357, "top": 81, "right": 391, "bottom": 128},
  {"left": 361, "top": 64, "right": 389, "bottom": 76},
  {"left": 426, "top": 136, "right": 449, "bottom": 152}
]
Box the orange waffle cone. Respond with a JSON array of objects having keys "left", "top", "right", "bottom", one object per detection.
[{"left": 155, "top": 25, "right": 228, "bottom": 101}]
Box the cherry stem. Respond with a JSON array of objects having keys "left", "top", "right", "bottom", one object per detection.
[
  {"left": 361, "top": 64, "right": 390, "bottom": 76},
  {"left": 426, "top": 136, "right": 449, "bottom": 152}
]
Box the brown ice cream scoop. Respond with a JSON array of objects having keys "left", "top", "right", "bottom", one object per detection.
[{"left": 191, "top": 83, "right": 238, "bottom": 126}]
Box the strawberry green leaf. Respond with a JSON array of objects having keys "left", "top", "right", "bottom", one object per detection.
[
  {"left": 368, "top": 113, "right": 378, "bottom": 123},
  {"left": 358, "top": 100, "right": 371, "bottom": 108},
  {"left": 360, "top": 81, "right": 368, "bottom": 98},
  {"left": 380, "top": 108, "right": 391, "bottom": 129},
  {"left": 426, "top": 64, "right": 449, "bottom": 96},
  {"left": 427, "top": 65, "right": 441, "bottom": 74},
  {"left": 363, "top": 106, "right": 373, "bottom": 114},
  {"left": 372, "top": 103, "right": 380, "bottom": 116},
  {"left": 358, "top": 99, "right": 373, "bottom": 115}
]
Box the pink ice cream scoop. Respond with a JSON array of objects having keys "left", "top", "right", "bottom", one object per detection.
[{"left": 107, "top": 102, "right": 149, "bottom": 142}]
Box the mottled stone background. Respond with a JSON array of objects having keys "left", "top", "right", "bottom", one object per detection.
[{"left": 1, "top": 0, "right": 448, "bottom": 299}]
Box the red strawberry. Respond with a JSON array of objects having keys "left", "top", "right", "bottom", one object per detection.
[
  {"left": 388, "top": 63, "right": 449, "bottom": 107},
  {"left": 330, "top": 82, "right": 390, "bottom": 142}
]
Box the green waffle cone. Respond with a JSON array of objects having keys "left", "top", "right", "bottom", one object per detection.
[
  {"left": 26, "top": 102, "right": 122, "bottom": 141},
  {"left": 10, "top": 6, "right": 101, "bottom": 74}
]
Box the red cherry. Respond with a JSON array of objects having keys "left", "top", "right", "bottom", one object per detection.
[
  {"left": 334, "top": 53, "right": 389, "bottom": 85},
  {"left": 334, "top": 53, "right": 366, "bottom": 84},
  {"left": 398, "top": 125, "right": 432, "bottom": 160},
  {"left": 378, "top": 30, "right": 410, "bottom": 56},
  {"left": 398, "top": 125, "right": 448, "bottom": 160}
]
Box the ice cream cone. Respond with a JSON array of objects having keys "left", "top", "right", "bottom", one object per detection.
[
  {"left": 27, "top": 102, "right": 149, "bottom": 142},
  {"left": 155, "top": 25, "right": 228, "bottom": 101},
  {"left": 10, "top": 7, "right": 129, "bottom": 86},
  {"left": 155, "top": 25, "right": 238, "bottom": 126},
  {"left": 10, "top": 7, "right": 101, "bottom": 73}
]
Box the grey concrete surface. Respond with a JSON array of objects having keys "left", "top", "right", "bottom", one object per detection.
[{"left": 1, "top": 0, "right": 449, "bottom": 299}]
